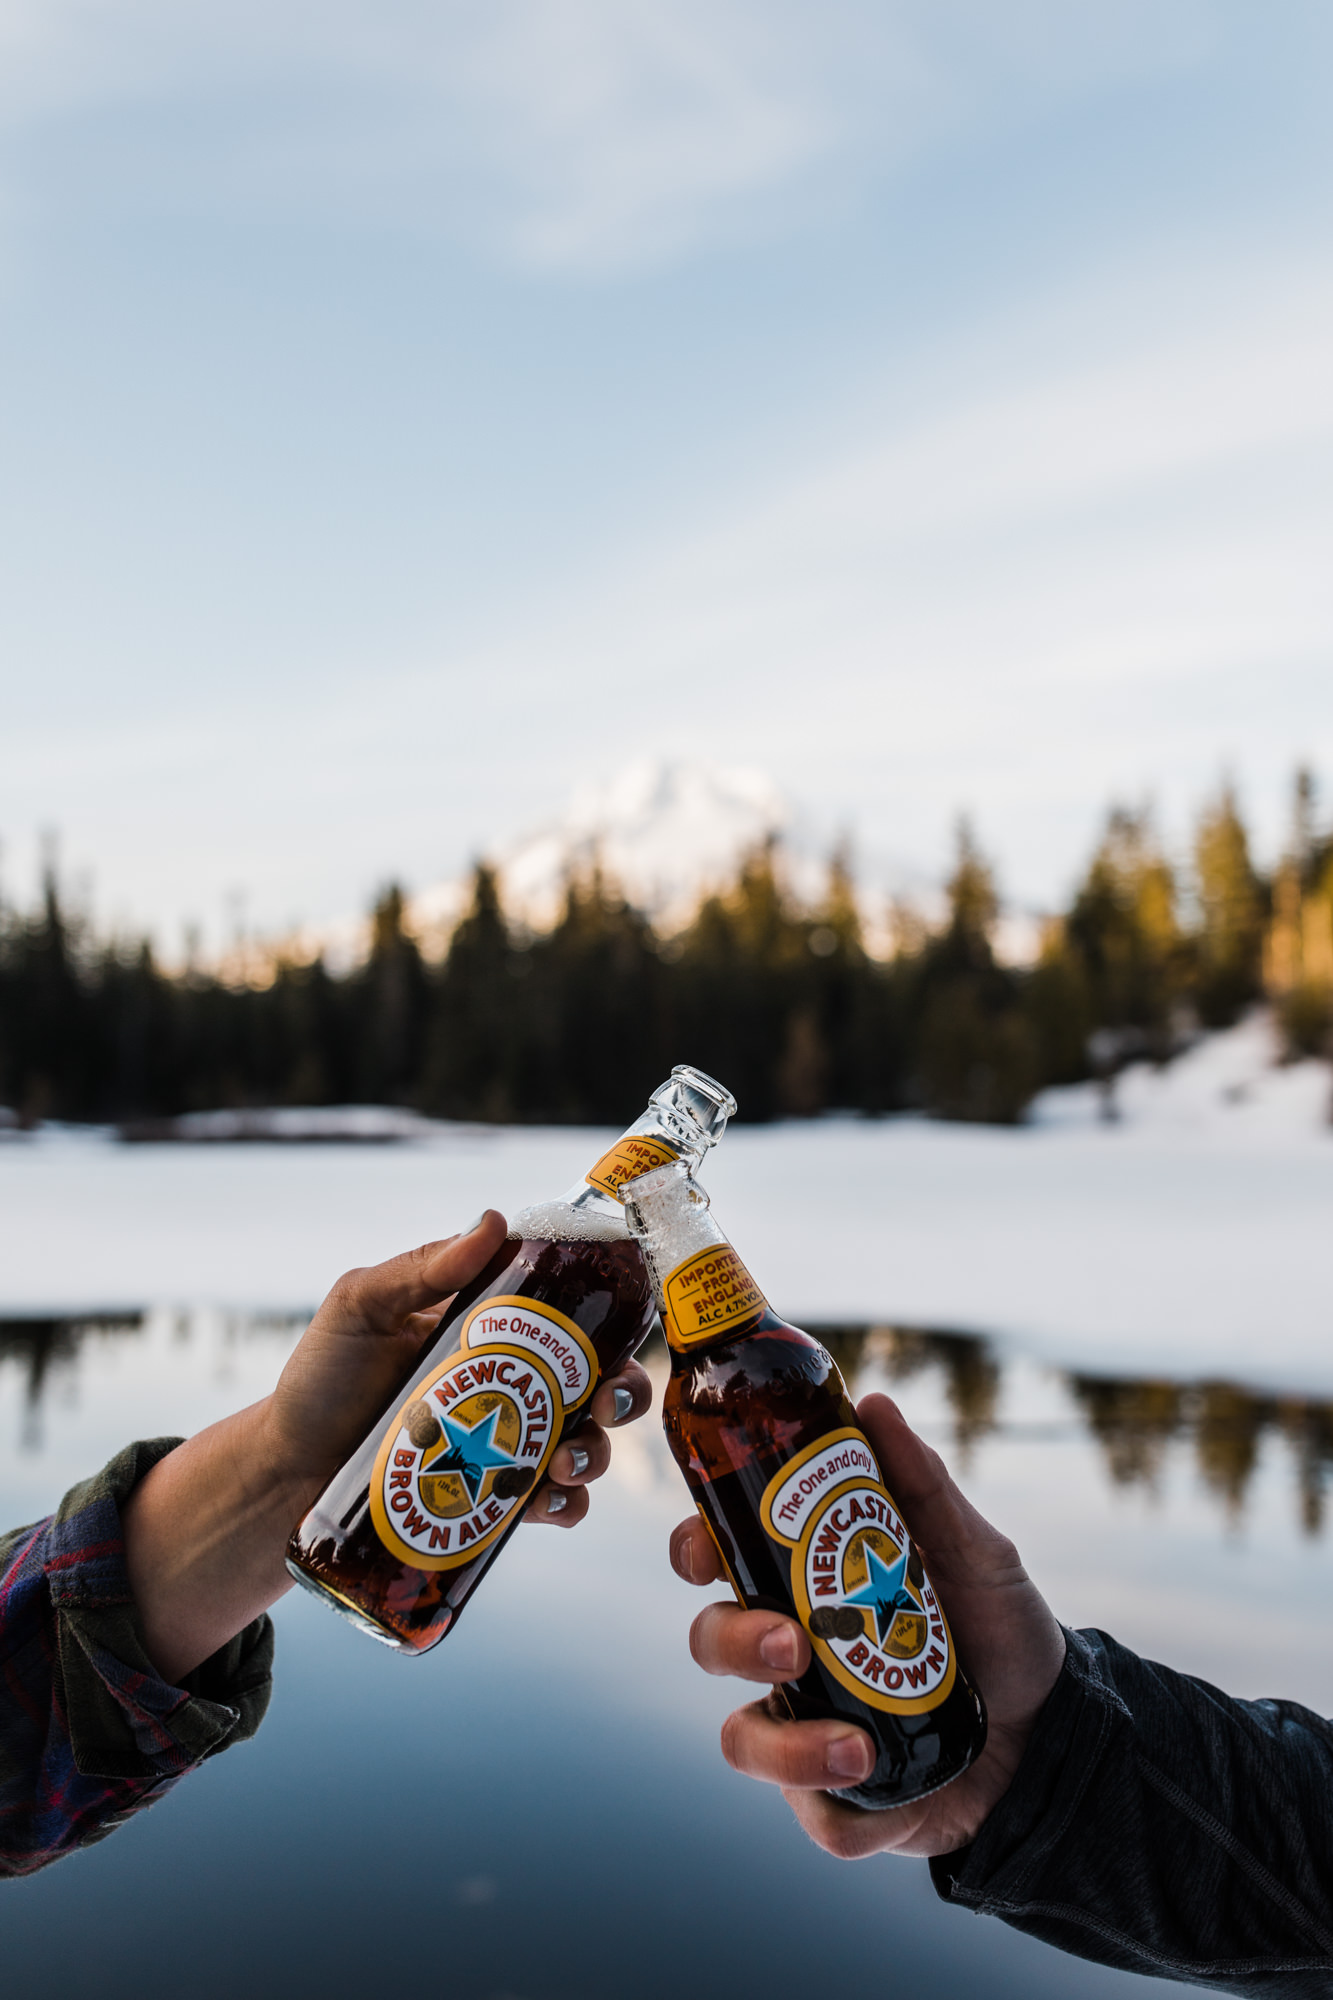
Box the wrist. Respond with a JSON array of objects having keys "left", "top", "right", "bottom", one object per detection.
[{"left": 249, "top": 1395, "right": 331, "bottom": 1531}]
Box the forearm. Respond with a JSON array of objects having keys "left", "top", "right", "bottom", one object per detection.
[
  {"left": 933, "top": 1628, "right": 1333, "bottom": 1995},
  {"left": 121, "top": 1399, "right": 310, "bottom": 1684}
]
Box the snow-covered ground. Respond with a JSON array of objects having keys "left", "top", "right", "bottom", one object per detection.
[{"left": 2, "top": 1014, "right": 1330, "bottom": 1392}]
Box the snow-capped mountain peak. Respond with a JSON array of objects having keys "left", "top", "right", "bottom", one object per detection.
[{"left": 493, "top": 760, "right": 793, "bottom": 931}]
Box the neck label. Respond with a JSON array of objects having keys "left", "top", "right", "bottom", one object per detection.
[
  {"left": 585, "top": 1133, "right": 679, "bottom": 1199},
  {"left": 663, "top": 1243, "right": 766, "bottom": 1348}
]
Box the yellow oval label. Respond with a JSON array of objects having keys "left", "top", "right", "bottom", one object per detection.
[
  {"left": 759, "top": 1429, "right": 957, "bottom": 1716},
  {"left": 662, "top": 1244, "right": 766, "bottom": 1349},
  {"left": 369, "top": 1343, "right": 563, "bottom": 1570}
]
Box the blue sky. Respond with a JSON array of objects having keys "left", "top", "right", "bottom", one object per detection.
[{"left": 3, "top": 2, "right": 1333, "bottom": 949}]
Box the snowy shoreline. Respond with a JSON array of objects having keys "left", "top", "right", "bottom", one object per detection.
[{"left": 3, "top": 1018, "right": 1331, "bottom": 1395}]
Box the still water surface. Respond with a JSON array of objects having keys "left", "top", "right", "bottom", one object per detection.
[{"left": 5, "top": 1309, "right": 1331, "bottom": 2000}]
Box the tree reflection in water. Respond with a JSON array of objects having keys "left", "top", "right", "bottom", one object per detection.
[
  {"left": 6, "top": 1310, "right": 1333, "bottom": 1537},
  {"left": 822, "top": 1324, "right": 1002, "bottom": 1464},
  {"left": 0, "top": 1312, "right": 144, "bottom": 1449},
  {"left": 830, "top": 1323, "right": 1333, "bottom": 1539},
  {"left": 1067, "top": 1375, "right": 1333, "bottom": 1536}
]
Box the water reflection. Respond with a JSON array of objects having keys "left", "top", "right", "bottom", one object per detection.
[
  {"left": 0, "top": 1307, "right": 309, "bottom": 1459},
  {"left": 0, "top": 1312, "right": 143, "bottom": 1449},
  {"left": 826, "top": 1323, "right": 1333, "bottom": 1538},
  {"left": 836, "top": 1324, "right": 1003, "bottom": 1456},
  {"left": 5, "top": 1309, "right": 1333, "bottom": 1537},
  {"left": 0, "top": 1306, "right": 1314, "bottom": 2000},
  {"left": 1068, "top": 1373, "right": 1333, "bottom": 1536}
]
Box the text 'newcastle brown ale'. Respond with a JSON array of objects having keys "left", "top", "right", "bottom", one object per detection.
[
  {"left": 624, "top": 1162, "right": 986, "bottom": 1809},
  {"left": 286, "top": 1067, "right": 737, "bottom": 1653}
]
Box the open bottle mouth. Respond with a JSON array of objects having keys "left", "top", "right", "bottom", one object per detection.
[{"left": 654, "top": 1065, "right": 738, "bottom": 1148}]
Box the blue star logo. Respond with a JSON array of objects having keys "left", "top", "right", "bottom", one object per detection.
[
  {"left": 842, "top": 1538, "right": 920, "bottom": 1647},
  {"left": 434, "top": 1405, "right": 516, "bottom": 1506}
]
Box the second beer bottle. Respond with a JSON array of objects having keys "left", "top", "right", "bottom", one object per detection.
[
  {"left": 286, "top": 1067, "right": 737, "bottom": 1653},
  {"left": 623, "top": 1161, "right": 987, "bottom": 1810}
]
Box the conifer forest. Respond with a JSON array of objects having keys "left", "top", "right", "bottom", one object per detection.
[{"left": 3, "top": 774, "right": 1331, "bottom": 1130}]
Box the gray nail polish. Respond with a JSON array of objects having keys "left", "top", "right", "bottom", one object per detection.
[
  {"left": 566, "top": 1446, "right": 590, "bottom": 1477},
  {"left": 612, "top": 1386, "right": 634, "bottom": 1424},
  {"left": 545, "top": 1490, "right": 568, "bottom": 1515}
]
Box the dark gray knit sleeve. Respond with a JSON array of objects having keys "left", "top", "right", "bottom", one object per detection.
[{"left": 931, "top": 1627, "right": 1333, "bottom": 1996}]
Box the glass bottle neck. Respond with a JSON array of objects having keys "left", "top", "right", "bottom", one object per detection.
[
  {"left": 557, "top": 1066, "right": 737, "bottom": 1221},
  {"left": 623, "top": 1163, "right": 767, "bottom": 1354}
]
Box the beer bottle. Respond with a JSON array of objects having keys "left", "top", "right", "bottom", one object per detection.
[
  {"left": 285, "top": 1067, "right": 737, "bottom": 1654},
  {"left": 623, "top": 1162, "right": 986, "bottom": 1809}
]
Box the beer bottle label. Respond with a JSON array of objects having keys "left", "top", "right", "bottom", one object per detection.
[
  {"left": 585, "top": 1132, "right": 680, "bottom": 1198},
  {"left": 759, "top": 1429, "right": 957, "bottom": 1716},
  {"left": 368, "top": 1297, "right": 599, "bottom": 1571},
  {"left": 661, "top": 1243, "right": 767, "bottom": 1348}
]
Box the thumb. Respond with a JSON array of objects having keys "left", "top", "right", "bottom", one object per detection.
[
  {"left": 326, "top": 1211, "right": 509, "bottom": 1334},
  {"left": 856, "top": 1391, "right": 1000, "bottom": 1581}
]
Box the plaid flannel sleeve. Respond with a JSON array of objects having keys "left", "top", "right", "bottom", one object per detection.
[{"left": 0, "top": 1437, "right": 275, "bottom": 1878}]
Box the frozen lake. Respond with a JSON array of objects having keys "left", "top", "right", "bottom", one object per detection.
[
  {"left": 3, "top": 1014, "right": 1331, "bottom": 1388},
  {"left": 4, "top": 1313, "right": 1332, "bottom": 1999},
  {"left": 3, "top": 1025, "right": 1331, "bottom": 1999}
]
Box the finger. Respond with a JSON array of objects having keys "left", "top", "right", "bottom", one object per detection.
[
  {"left": 669, "top": 1515, "right": 724, "bottom": 1586},
  {"left": 590, "top": 1360, "right": 653, "bottom": 1429},
  {"left": 719, "top": 1699, "right": 875, "bottom": 1791},
  {"left": 690, "top": 1602, "right": 811, "bottom": 1684},
  {"left": 526, "top": 1480, "right": 590, "bottom": 1529},
  {"left": 326, "top": 1213, "right": 509, "bottom": 1334},
  {"left": 780, "top": 1786, "right": 925, "bottom": 1862},
  {"left": 549, "top": 1424, "right": 611, "bottom": 1486}
]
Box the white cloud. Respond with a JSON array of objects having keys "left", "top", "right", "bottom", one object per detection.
[
  {"left": 0, "top": 0, "right": 1221, "bottom": 268},
  {"left": 402, "top": 248, "right": 1333, "bottom": 883},
  {"left": 10, "top": 239, "right": 1329, "bottom": 940}
]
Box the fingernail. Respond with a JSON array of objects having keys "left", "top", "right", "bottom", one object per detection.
[
  {"left": 758, "top": 1625, "right": 800, "bottom": 1674},
  {"left": 463, "top": 1213, "right": 486, "bottom": 1233},
  {"left": 826, "top": 1733, "right": 871, "bottom": 1780},
  {"left": 544, "top": 1490, "right": 568, "bottom": 1515},
  {"left": 566, "top": 1446, "right": 590, "bottom": 1477},
  {"left": 611, "top": 1386, "right": 634, "bottom": 1424}
]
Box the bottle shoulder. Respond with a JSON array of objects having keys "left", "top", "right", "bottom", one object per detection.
[
  {"left": 661, "top": 1313, "right": 858, "bottom": 1467},
  {"left": 666, "top": 1314, "right": 846, "bottom": 1398}
]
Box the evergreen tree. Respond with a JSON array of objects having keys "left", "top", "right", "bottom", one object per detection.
[
  {"left": 1267, "top": 767, "right": 1333, "bottom": 1058},
  {"left": 520, "top": 868, "right": 667, "bottom": 1122},
  {"left": 1020, "top": 924, "right": 1093, "bottom": 1088},
  {"left": 351, "top": 886, "right": 430, "bottom": 1104},
  {"left": 424, "top": 865, "right": 522, "bottom": 1121},
  {"left": 1061, "top": 806, "right": 1184, "bottom": 1047},
  {"left": 1193, "top": 782, "right": 1264, "bottom": 1027},
  {"left": 2, "top": 872, "right": 97, "bottom": 1119},
  {"left": 674, "top": 840, "right": 814, "bottom": 1120},
  {"left": 909, "top": 822, "right": 1036, "bottom": 1123},
  {"left": 805, "top": 845, "right": 888, "bottom": 1114}
]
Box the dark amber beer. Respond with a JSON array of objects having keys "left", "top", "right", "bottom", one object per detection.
[
  {"left": 286, "top": 1067, "right": 736, "bottom": 1653},
  {"left": 624, "top": 1163, "right": 986, "bottom": 1809}
]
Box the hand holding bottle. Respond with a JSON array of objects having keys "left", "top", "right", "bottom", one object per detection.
[
  {"left": 286, "top": 1070, "right": 737, "bottom": 1652},
  {"left": 670, "top": 1391, "right": 1067, "bottom": 1860},
  {"left": 267, "top": 1212, "right": 650, "bottom": 1508},
  {"left": 124, "top": 1215, "right": 652, "bottom": 1684}
]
